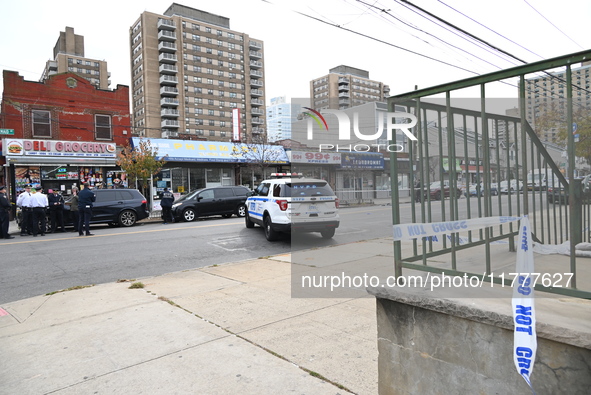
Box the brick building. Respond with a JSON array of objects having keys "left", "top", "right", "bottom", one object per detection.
[{"left": 1, "top": 71, "right": 131, "bottom": 198}]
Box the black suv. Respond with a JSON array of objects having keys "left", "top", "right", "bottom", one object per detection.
[
  {"left": 17, "top": 188, "right": 150, "bottom": 231},
  {"left": 89, "top": 189, "right": 150, "bottom": 226},
  {"left": 171, "top": 186, "right": 250, "bottom": 222}
]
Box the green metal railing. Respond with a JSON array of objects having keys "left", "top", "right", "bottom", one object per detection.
[{"left": 388, "top": 49, "right": 591, "bottom": 299}]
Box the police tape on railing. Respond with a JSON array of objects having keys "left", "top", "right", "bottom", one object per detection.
[{"left": 393, "top": 216, "right": 536, "bottom": 392}]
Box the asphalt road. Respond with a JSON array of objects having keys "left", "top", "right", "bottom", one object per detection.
[{"left": 0, "top": 193, "right": 547, "bottom": 304}]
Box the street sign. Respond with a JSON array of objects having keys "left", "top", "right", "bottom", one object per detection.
[
  {"left": 0, "top": 129, "right": 14, "bottom": 135},
  {"left": 572, "top": 122, "right": 580, "bottom": 142}
]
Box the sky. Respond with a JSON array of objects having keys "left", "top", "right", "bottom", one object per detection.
[{"left": 2, "top": 0, "right": 590, "bottom": 104}]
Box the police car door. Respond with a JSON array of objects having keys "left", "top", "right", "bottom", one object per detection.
[{"left": 248, "top": 182, "right": 270, "bottom": 222}]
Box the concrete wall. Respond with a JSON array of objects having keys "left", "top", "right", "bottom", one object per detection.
[{"left": 369, "top": 287, "right": 591, "bottom": 395}]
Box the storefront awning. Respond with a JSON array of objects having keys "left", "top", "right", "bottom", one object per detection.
[
  {"left": 2, "top": 138, "right": 118, "bottom": 167},
  {"left": 4, "top": 156, "right": 117, "bottom": 166},
  {"left": 133, "top": 138, "right": 289, "bottom": 164}
]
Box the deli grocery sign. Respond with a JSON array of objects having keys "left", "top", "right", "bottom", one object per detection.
[{"left": 3, "top": 139, "right": 117, "bottom": 158}]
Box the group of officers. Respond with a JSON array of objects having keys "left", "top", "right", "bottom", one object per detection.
[{"left": 0, "top": 183, "right": 96, "bottom": 238}]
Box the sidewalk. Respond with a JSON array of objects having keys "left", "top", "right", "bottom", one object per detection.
[
  {"left": 2, "top": 216, "right": 590, "bottom": 394},
  {"left": 0, "top": 251, "right": 378, "bottom": 394}
]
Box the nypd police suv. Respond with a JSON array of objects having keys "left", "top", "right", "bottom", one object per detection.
[{"left": 245, "top": 173, "right": 340, "bottom": 241}]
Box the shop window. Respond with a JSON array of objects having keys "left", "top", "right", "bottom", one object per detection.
[
  {"left": 32, "top": 110, "right": 51, "bottom": 137},
  {"left": 96, "top": 114, "right": 112, "bottom": 140}
]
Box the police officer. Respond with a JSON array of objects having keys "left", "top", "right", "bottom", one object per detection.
[
  {"left": 31, "top": 186, "right": 48, "bottom": 237},
  {"left": 0, "top": 185, "right": 14, "bottom": 239},
  {"left": 16, "top": 185, "right": 34, "bottom": 236},
  {"left": 48, "top": 189, "right": 66, "bottom": 233},
  {"left": 160, "top": 187, "right": 175, "bottom": 224},
  {"left": 78, "top": 183, "right": 96, "bottom": 236}
]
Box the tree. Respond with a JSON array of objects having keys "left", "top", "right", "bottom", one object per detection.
[
  {"left": 116, "top": 139, "right": 167, "bottom": 196},
  {"left": 232, "top": 133, "right": 286, "bottom": 185},
  {"left": 535, "top": 102, "right": 591, "bottom": 163}
]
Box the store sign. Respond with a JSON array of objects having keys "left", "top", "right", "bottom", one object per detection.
[
  {"left": 139, "top": 138, "right": 289, "bottom": 164},
  {"left": 2, "top": 139, "right": 116, "bottom": 158},
  {"left": 340, "top": 152, "right": 384, "bottom": 169},
  {"left": 290, "top": 150, "right": 341, "bottom": 164}
]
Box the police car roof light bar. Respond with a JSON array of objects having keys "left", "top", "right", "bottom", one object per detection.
[{"left": 270, "top": 172, "right": 303, "bottom": 179}]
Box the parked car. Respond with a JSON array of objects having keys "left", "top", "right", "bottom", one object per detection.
[
  {"left": 547, "top": 175, "right": 591, "bottom": 204},
  {"left": 245, "top": 173, "right": 340, "bottom": 241},
  {"left": 465, "top": 182, "right": 499, "bottom": 197},
  {"left": 499, "top": 180, "right": 524, "bottom": 194},
  {"left": 415, "top": 181, "right": 462, "bottom": 201},
  {"left": 17, "top": 188, "right": 150, "bottom": 231},
  {"left": 171, "top": 185, "right": 250, "bottom": 222}
]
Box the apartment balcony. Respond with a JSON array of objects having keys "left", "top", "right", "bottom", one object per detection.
[
  {"left": 159, "top": 75, "right": 178, "bottom": 85},
  {"left": 251, "top": 108, "right": 264, "bottom": 116},
  {"left": 160, "top": 98, "right": 179, "bottom": 106},
  {"left": 251, "top": 117, "right": 264, "bottom": 125},
  {"left": 161, "top": 109, "right": 180, "bottom": 118},
  {"left": 47, "top": 60, "right": 58, "bottom": 72},
  {"left": 159, "top": 53, "right": 177, "bottom": 63},
  {"left": 250, "top": 70, "right": 263, "bottom": 78},
  {"left": 159, "top": 64, "right": 178, "bottom": 74},
  {"left": 158, "top": 42, "right": 177, "bottom": 52},
  {"left": 252, "top": 127, "right": 265, "bottom": 134},
  {"left": 249, "top": 41, "right": 262, "bottom": 50},
  {"left": 158, "top": 30, "right": 176, "bottom": 41},
  {"left": 161, "top": 130, "right": 179, "bottom": 138},
  {"left": 161, "top": 119, "right": 180, "bottom": 128},
  {"left": 339, "top": 92, "right": 350, "bottom": 98},
  {"left": 250, "top": 89, "right": 264, "bottom": 97},
  {"left": 338, "top": 84, "right": 350, "bottom": 91},
  {"left": 250, "top": 79, "right": 263, "bottom": 87},
  {"left": 338, "top": 77, "right": 349, "bottom": 84},
  {"left": 157, "top": 18, "right": 176, "bottom": 30},
  {"left": 249, "top": 50, "right": 262, "bottom": 59},
  {"left": 249, "top": 60, "right": 263, "bottom": 69},
  {"left": 339, "top": 99, "right": 349, "bottom": 104},
  {"left": 160, "top": 86, "right": 179, "bottom": 96},
  {"left": 251, "top": 98, "right": 264, "bottom": 106}
]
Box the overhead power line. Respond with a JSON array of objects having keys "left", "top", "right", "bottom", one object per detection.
[
  {"left": 436, "top": 0, "right": 545, "bottom": 60},
  {"left": 522, "top": 0, "right": 585, "bottom": 50}
]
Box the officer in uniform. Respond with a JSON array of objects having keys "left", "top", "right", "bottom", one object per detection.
[
  {"left": 48, "top": 189, "right": 66, "bottom": 233},
  {"left": 31, "top": 186, "right": 48, "bottom": 237},
  {"left": 0, "top": 185, "right": 14, "bottom": 239},
  {"left": 16, "top": 185, "right": 34, "bottom": 236},
  {"left": 160, "top": 187, "right": 175, "bottom": 224}
]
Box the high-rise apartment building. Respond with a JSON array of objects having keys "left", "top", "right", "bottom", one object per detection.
[
  {"left": 310, "top": 65, "right": 390, "bottom": 110},
  {"left": 523, "top": 62, "right": 591, "bottom": 143},
  {"left": 266, "top": 96, "right": 301, "bottom": 142},
  {"left": 40, "top": 27, "right": 110, "bottom": 90},
  {"left": 129, "top": 3, "right": 266, "bottom": 140}
]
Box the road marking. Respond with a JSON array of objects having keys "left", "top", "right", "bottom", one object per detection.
[{"left": 0, "top": 221, "right": 245, "bottom": 245}]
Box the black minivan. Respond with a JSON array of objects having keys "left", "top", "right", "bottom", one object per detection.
[{"left": 171, "top": 186, "right": 250, "bottom": 222}]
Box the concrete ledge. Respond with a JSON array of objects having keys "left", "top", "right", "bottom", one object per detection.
[{"left": 367, "top": 286, "right": 591, "bottom": 395}]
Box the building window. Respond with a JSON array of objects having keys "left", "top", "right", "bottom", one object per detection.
[
  {"left": 209, "top": 130, "right": 215, "bottom": 136},
  {"left": 32, "top": 110, "right": 51, "bottom": 137},
  {"left": 95, "top": 114, "right": 112, "bottom": 140},
  {"left": 209, "top": 120, "right": 215, "bottom": 126}
]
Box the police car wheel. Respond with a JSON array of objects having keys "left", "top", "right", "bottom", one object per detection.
[
  {"left": 320, "top": 228, "right": 336, "bottom": 239},
  {"left": 245, "top": 213, "right": 255, "bottom": 228},
  {"left": 264, "top": 216, "right": 280, "bottom": 241},
  {"left": 237, "top": 204, "right": 246, "bottom": 217}
]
